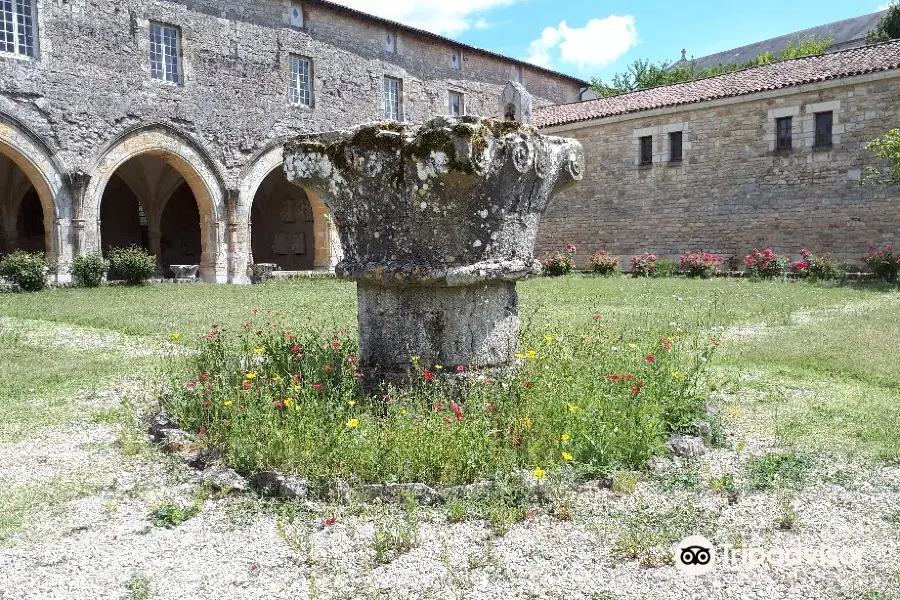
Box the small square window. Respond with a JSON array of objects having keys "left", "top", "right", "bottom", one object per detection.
[
  {"left": 383, "top": 76, "right": 402, "bottom": 121},
  {"left": 289, "top": 4, "right": 304, "bottom": 28},
  {"left": 669, "top": 131, "right": 683, "bottom": 162},
  {"left": 150, "top": 23, "right": 181, "bottom": 84},
  {"left": 639, "top": 136, "right": 653, "bottom": 166},
  {"left": 448, "top": 90, "right": 464, "bottom": 117},
  {"left": 814, "top": 111, "right": 833, "bottom": 147},
  {"left": 776, "top": 117, "right": 793, "bottom": 150},
  {"left": 289, "top": 56, "right": 312, "bottom": 107},
  {"left": 450, "top": 52, "right": 461, "bottom": 70},
  {"left": 0, "top": 0, "right": 36, "bottom": 57}
]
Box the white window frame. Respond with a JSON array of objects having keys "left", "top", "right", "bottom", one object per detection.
[
  {"left": 150, "top": 22, "right": 181, "bottom": 84},
  {"left": 448, "top": 90, "right": 465, "bottom": 117},
  {"left": 0, "top": 0, "right": 37, "bottom": 58},
  {"left": 289, "top": 55, "right": 313, "bottom": 107},
  {"left": 450, "top": 51, "right": 462, "bottom": 71},
  {"left": 383, "top": 76, "right": 403, "bottom": 121}
]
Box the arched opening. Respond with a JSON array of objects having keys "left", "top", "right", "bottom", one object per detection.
[
  {"left": 250, "top": 168, "right": 316, "bottom": 271},
  {"left": 99, "top": 155, "right": 203, "bottom": 278},
  {"left": 160, "top": 182, "right": 202, "bottom": 269},
  {"left": 0, "top": 153, "right": 45, "bottom": 254}
]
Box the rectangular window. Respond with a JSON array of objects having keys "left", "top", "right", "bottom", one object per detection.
[
  {"left": 814, "top": 111, "right": 833, "bottom": 147},
  {"left": 0, "top": 0, "right": 36, "bottom": 57},
  {"left": 776, "top": 116, "right": 793, "bottom": 150},
  {"left": 669, "top": 131, "right": 683, "bottom": 162},
  {"left": 639, "top": 135, "right": 653, "bottom": 165},
  {"left": 150, "top": 23, "right": 180, "bottom": 84},
  {"left": 383, "top": 76, "right": 402, "bottom": 121},
  {"left": 289, "top": 56, "right": 312, "bottom": 106},
  {"left": 448, "top": 90, "right": 464, "bottom": 117}
]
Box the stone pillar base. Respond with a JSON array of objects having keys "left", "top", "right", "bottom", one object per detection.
[{"left": 356, "top": 280, "right": 520, "bottom": 389}]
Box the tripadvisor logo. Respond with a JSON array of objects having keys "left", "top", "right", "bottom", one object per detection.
[{"left": 675, "top": 535, "right": 716, "bottom": 575}]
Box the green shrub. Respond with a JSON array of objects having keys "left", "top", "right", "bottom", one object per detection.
[
  {"left": 108, "top": 246, "right": 157, "bottom": 285},
  {"left": 542, "top": 244, "right": 577, "bottom": 277},
  {"left": 0, "top": 251, "right": 48, "bottom": 292},
  {"left": 589, "top": 250, "right": 620, "bottom": 276},
  {"left": 652, "top": 258, "right": 679, "bottom": 279},
  {"left": 862, "top": 244, "right": 899, "bottom": 282},
  {"left": 71, "top": 253, "right": 109, "bottom": 288},
  {"left": 161, "top": 311, "right": 718, "bottom": 487},
  {"left": 745, "top": 452, "right": 814, "bottom": 490}
]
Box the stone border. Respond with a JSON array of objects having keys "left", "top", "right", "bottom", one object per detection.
[{"left": 148, "top": 412, "right": 711, "bottom": 505}]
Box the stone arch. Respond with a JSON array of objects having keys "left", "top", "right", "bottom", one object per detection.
[
  {"left": 85, "top": 125, "right": 228, "bottom": 282},
  {"left": 235, "top": 143, "right": 337, "bottom": 281},
  {"left": 0, "top": 112, "right": 70, "bottom": 270}
]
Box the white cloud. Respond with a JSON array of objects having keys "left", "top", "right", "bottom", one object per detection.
[
  {"left": 525, "top": 15, "right": 638, "bottom": 70},
  {"left": 878, "top": 3, "right": 892, "bottom": 10},
  {"left": 327, "top": 0, "right": 521, "bottom": 36}
]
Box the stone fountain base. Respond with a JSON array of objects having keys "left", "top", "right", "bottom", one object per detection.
[{"left": 357, "top": 281, "right": 519, "bottom": 388}]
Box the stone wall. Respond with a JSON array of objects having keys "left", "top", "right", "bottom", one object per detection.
[
  {"left": 0, "top": 0, "right": 583, "bottom": 282},
  {"left": 537, "top": 71, "right": 900, "bottom": 269}
]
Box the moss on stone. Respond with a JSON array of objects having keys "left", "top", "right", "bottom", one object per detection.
[{"left": 484, "top": 119, "right": 522, "bottom": 138}]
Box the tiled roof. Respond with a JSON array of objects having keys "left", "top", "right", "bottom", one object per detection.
[
  {"left": 678, "top": 10, "right": 886, "bottom": 70},
  {"left": 534, "top": 39, "right": 900, "bottom": 129},
  {"left": 307, "top": 1, "right": 589, "bottom": 86}
]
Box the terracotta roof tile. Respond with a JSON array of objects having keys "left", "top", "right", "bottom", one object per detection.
[{"left": 534, "top": 40, "right": 900, "bottom": 128}]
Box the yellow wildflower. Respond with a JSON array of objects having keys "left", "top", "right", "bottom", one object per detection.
[
  {"left": 533, "top": 467, "right": 546, "bottom": 481},
  {"left": 561, "top": 433, "right": 571, "bottom": 442},
  {"left": 170, "top": 333, "right": 181, "bottom": 341},
  {"left": 410, "top": 355, "right": 420, "bottom": 363},
  {"left": 346, "top": 418, "right": 360, "bottom": 428},
  {"left": 628, "top": 343, "right": 637, "bottom": 350},
  {"left": 526, "top": 350, "right": 537, "bottom": 359},
  {"left": 254, "top": 347, "right": 264, "bottom": 354},
  {"left": 284, "top": 397, "right": 294, "bottom": 407},
  {"left": 224, "top": 401, "right": 233, "bottom": 407},
  {"left": 562, "top": 452, "right": 573, "bottom": 462},
  {"left": 670, "top": 371, "right": 683, "bottom": 379},
  {"left": 272, "top": 375, "right": 282, "bottom": 382},
  {"left": 568, "top": 404, "right": 580, "bottom": 413},
  {"left": 544, "top": 335, "right": 555, "bottom": 342},
  {"left": 523, "top": 418, "right": 533, "bottom": 430},
  {"left": 515, "top": 353, "right": 525, "bottom": 359},
  {"left": 245, "top": 372, "right": 257, "bottom": 380},
  {"left": 435, "top": 364, "right": 444, "bottom": 370},
  {"left": 401, "top": 409, "right": 407, "bottom": 416}
]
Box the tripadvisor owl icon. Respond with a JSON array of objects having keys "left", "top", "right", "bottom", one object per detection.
[{"left": 675, "top": 535, "right": 716, "bottom": 575}]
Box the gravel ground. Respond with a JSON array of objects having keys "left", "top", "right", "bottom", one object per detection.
[
  {"left": 1, "top": 389, "right": 898, "bottom": 600},
  {"left": 0, "top": 317, "right": 178, "bottom": 358}
]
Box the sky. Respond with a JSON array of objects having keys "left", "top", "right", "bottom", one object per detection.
[{"left": 328, "top": 0, "right": 891, "bottom": 81}]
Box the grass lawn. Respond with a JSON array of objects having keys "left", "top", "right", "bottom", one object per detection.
[{"left": 1, "top": 276, "right": 896, "bottom": 466}]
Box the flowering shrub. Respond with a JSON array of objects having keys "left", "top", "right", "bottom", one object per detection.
[
  {"left": 108, "top": 245, "right": 156, "bottom": 285},
  {"left": 862, "top": 244, "right": 900, "bottom": 282},
  {"left": 630, "top": 253, "right": 658, "bottom": 277},
  {"left": 744, "top": 248, "right": 785, "bottom": 279},
  {"left": 0, "top": 251, "right": 48, "bottom": 292},
  {"left": 589, "top": 251, "right": 620, "bottom": 276},
  {"left": 72, "top": 253, "right": 109, "bottom": 288},
  {"left": 679, "top": 250, "right": 724, "bottom": 279},
  {"left": 161, "top": 311, "right": 717, "bottom": 487},
  {"left": 792, "top": 249, "right": 844, "bottom": 281},
  {"left": 542, "top": 244, "right": 576, "bottom": 277}
]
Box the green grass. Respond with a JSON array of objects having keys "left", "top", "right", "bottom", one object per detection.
[
  {"left": 0, "top": 473, "right": 100, "bottom": 547},
  {"left": 744, "top": 452, "right": 815, "bottom": 491}
]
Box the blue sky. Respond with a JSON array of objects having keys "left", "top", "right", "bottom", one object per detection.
[{"left": 332, "top": 0, "right": 890, "bottom": 81}]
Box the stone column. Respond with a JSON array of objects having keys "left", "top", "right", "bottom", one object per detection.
[
  {"left": 284, "top": 116, "right": 583, "bottom": 389},
  {"left": 65, "top": 171, "right": 92, "bottom": 256}
]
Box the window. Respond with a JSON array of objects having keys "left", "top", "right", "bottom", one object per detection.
[
  {"left": 448, "top": 90, "right": 464, "bottom": 117},
  {"left": 150, "top": 23, "right": 180, "bottom": 84},
  {"left": 814, "top": 111, "right": 833, "bottom": 147},
  {"left": 385, "top": 32, "right": 396, "bottom": 53},
  {"left": 0, "top": 0, "right": 36, "bottom": 58},
  {"left": 289, "top": 56, "right": 312, "bottom": 106},
  {"left": 383, "top": 76, "right": 402, "bottom": 121},
  {"left": 289, "top": 3, "right": 304, "bottom": 28},
  {"left": 639, "top": 135, "right": 653, "bottom": 166},
  {"left": 451, "top": 52, "right": 461, "bottom": 71},
  {"left": 669, "top": 131, "right": 683, "bottom": 162},
  {"left": 776, "top": 116, "right": 793, "bottom": 150}
]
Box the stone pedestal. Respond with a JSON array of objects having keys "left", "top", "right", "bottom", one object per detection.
[
  {"left": 283, "top": 115, "right": 583, "bottom": 388},
  {"left": 248, "top": 262, "right": 279, "bottom": 284},
  {"left": 170, "top": 264, "right": 200, "bottom": 281}
]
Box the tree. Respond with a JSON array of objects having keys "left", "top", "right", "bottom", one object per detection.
[
  {"left": 863, "top": 129, "right": 900, "bottom": 187},
  {"left": 591, "top": 37, "right": 833, "bottom": 97},
  {"left": 868, "top": 1, "right": 900, "bottom": 43}
]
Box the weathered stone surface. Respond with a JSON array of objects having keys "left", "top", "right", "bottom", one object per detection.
[
  {"left": 440, "top": 481, "right": 494, "bottom": 502},
  {"left": 200, "top": 465, "right": 248, "bottom": 494},
  {"left": 252, "top": 471, "right": 310, "bottom": 500},
  {"left": 284, "top": 116, "right": 583, "bottom": 384},
  {"left": 169, "top": 265, "right": 200, "bottom": 280},
  {"left": 324, "top": 478, "right": 352, "bottom": 505},
  {"left": 665, "top": 434, "right": 708, "bottom": 458},
  {"left": 359, "top": 483, "right": 441, "bottom": 505},
  {"left": 247, "top": 263, "right": 280, "bottom": 284}
]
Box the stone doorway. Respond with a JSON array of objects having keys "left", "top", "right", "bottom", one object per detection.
[
  {"left": 250, "top": 168, "right": 316, "bottom": 271},
  {"left": 0, "top": 153, "right": 45, "bottom": 254}
]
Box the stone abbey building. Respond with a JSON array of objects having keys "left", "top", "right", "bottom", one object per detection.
[
  {"left": 534, "top": 38, "right": 900, "bottom": 269},
  {"left": 0, "top": 0, "right": 585, "bottom": 282}
]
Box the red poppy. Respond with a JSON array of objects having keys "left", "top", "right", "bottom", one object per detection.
[
  {"left": 606, "top": 375, "right": 620, "bottom": 382},
  {"left": 645, "top": 356, "right": 655, "bottom": 363},
  {"left": 242, "top": 381, "right": 252, "bottom": 389},
  {"left": 593, "top": 314, "right": 603, "bottom": 320},
  {"left": 323, "top": 365, "right": 335, "bottom": 372},
  {"left": 457, "top": 365, "right": 467, "bottom": 373},
  {"left": 274, "top": 401, "right": 285, "bottom": 409},
  {"left": 250, "top": 563, "right": 259, "bottom": 571},
  {"left": 456, "top": 415, "right": 464, "bottom": 422},
  {"left": 450, "top": 402, "right": 463, "bottom": 415},
  {"left": 631, "top": 387, "right": 640, "bottom": 394},
  {"left": 187, "top": 382, "right": 197, "bottom": 391},
  {"left": 623, "top": 374, "right": 634, "bottom": 381},
  {"left": 199, "top": 374, "right": 209, "bottom": 381},
  {"left": 444, "top": 418, "right": 452, "bottom": 424},
  {"left": 423, "top": 370, "right": 435, "bottom": 382},
  {"left": 251, "top": 309, "right": 259, "bottom": 315},
  {"left": 313, "top": 383, "right": 322, "bottom": 390},
  {"left": 434, "top": 403, "right": 444, "bottom": 411},
  {"left": 523, "top": 381, "right": 533, "bottom": 388},
  {"left": 202, "top": 400, "right": 211, "bottom": 407},
  {"left": 331, "top": 342, "right": 341, "bottom": 349},
  {"left": 291, "top": 345, "right": 302, "bottom": 353},
  {"left": 325, "top": 517, "right": 337, "bottom": 526},
  {"left": 292, "top": 373, "right": 302, "bottom": 383},
  {"left": 487, "top": 405, "right": 495, "bottom": 412}
]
